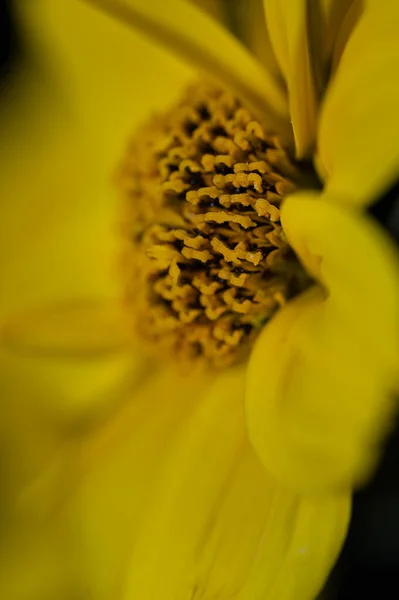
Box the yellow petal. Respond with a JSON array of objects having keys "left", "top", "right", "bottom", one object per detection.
[
  {"left": 0, "top": 77, "right": 124, "bottom": 321},
  {"left": 82, "top": 0, "right": 290, "bottom": 137},
  {"left": 0, "top": 307, "right": 151, "bottom": 439},
  {"left": 0, "top": 294, "right": 151, "bottom": 421},
  {"left": 16, "top": 0, "right": 194, "bottom": 169},
  {"left": 0, "top": 525, "right": 74, "bottom": 600},
  {"left": 3, "top": 3, "right": 194, "bottom": 324},
  {"left": 314, "top": 0, "right": 361, "bottom": 79},
  {"left": 66, "top": 365, "right": 349, "bottom": 600},
  {"left": 0, "top": 355, "right": 146, "bottom": 600},
  {"left": 264, "top": 0, "right": 359, "bottom": 159},
  {"left": 317, "top": 0, "right": 399, "bottom": 206},
  {"left": 264, "top": 0, "right": 318, "bottom": 158},
  {"left": 246, "top": 192, "right": 399, "bottom": 491},
  {"left": 190, "top": 0, "right": 226, "bottom": 24},
  {"left": 245, "top": 0, "right": 283, "bottom": 86},
  {"left": 327, "top": 0, "right": 364, "bottom": 75},
  {"left": 1, "top": 298, "right": 132, "bottom": 358}
]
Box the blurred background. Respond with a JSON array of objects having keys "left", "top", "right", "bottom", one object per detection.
[
  {"left": 1, "top": 0, "right": 399, "bottom": 598},
  {"left": 0, "top": 0, "right": 22, "bottom": 87}
]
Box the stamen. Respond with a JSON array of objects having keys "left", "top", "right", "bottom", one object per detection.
[{"left": 117, "top": 83, "right": 313, "bottom": 368}]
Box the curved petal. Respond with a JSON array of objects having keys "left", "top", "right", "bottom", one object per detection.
[
  {"left": 0, "top": 295, "right": 153, "bottom": 422},
  {"left": 264, "top": 0, "right": 358, "bottom": 159},
  {"left": 82, "top": 0, "right": 291, "bottom": 139},
  {"left": 246, "top": 192, "right": 399, "bottom": 491},
  {"left": 0, "top": 85, "right": 146, "bottom": 423},
  {"left": 0, "top": 297, "right": 148, "bottom": 424},
  {"left": 317, "top": 0, "right": 399, "bottom": 207},
  {"left": 0, "top": 49, "right": 150, "bottom": 429},
  {"left": 1, "top": 299, "right": 132, "bottom": 358},
  {"left": 264, "top": 0, "right": 318, "bottom": 158},
  {"left": 65, "top": 365, "right": 350, "bottom": 600}
]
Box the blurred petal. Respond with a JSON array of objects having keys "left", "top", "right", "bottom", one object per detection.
[
  {"left": 0, "top": 51, "right": 149, "bottom": 429},
  {"left": 2, "top": 1, "right": 195, "bottom": 327},
  {"left": 82, "top": 0, "right": 291, "bottom": 137},
  {"left": 0, "top": 74, "right": 123, "bottom": 320},
  {"left": 189, "top": 0, "right": 226, "bottom": 23},
  {"left": 317, "top": 0, "right": 399, "bottom": 207},
  {"left": 245, "top": 0, "right": 283, "bottom": 86},
  {"left": 0, "top": 342, "right": 146, "bottom": 427},
  {"left": 326, "top": 0, "right": 363, "bottom": 75},
  {"left": 246, "top": 192, "right": 399, "bottom": 491},
  {"left": 0, "top": 524, "right": 76, "bottom": 600},
  {"left": 1, "top": 298, "right": 132, "bottom": 358},
  {"left": 0, "top": 295, "right": 149, "bottom": 420},
  {"left": 66, "top": 365, "right": 349, "bottom": 600},
  {"left": 0, "top": 354, "right": 145, "bottom": 600},
  {"left": 312, "top": 0, "right": 360, "bottom": 81},
  {"left": 16, "top": 0, "right": 195, "bottom": 169}
]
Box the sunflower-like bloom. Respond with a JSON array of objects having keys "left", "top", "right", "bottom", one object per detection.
[{"left": 1, "top": 0, "right": 398, "bottom": 599}]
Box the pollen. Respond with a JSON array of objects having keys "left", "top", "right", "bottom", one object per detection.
[{"left": 117, "top": 83, "right": 313, "bottom": 368}]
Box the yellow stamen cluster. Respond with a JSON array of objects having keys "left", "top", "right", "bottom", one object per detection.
[{"left": 118, "top": 83, "right": 312, "bottom": 368}]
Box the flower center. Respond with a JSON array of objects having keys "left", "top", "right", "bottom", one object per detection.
[{"left": 117, "top": 83, "right": 313, "bottom": 368}]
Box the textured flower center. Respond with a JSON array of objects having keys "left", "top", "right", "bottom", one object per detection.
[{"left": 117, "top": 83, "right": 313, "bottom": 368}]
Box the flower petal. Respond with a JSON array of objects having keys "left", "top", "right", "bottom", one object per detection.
[
  {"left": 246, "top": 192, "right": 399, "bottom": 491},
  {"left": 238, "top": 0, "right": 283, "bottom": 88},
  {"left": 190, "top": 0, "right": 226, "bottom": 24},
  {"left": 315, "top": 0, "right": 361, "bottom": 78},
  {"left": 264, "top": 0, "right": 318, "bottom": 158},
  {"left": 1, "top": 298, "right": 132, "bottom": 358},
  {"left": 0, "top": 524, "right": 75, "bottom": 600},
  {"left": 82, "top": 0, "right": 291, "bottom": 137},
  {"left": 0, "top": 59, "right": 147, "bottom": 430},
  {"left": 0, "top": 357, "right": 150, "bottom": 600},
  {"left": 66, "top": 365, "right": 350, "bottom": 600},
  {"left": 264, "top": 0, "right": 358, "bottom": 159},
  {"left": 317, "top": 0, "right": 399, "bottom": 206},
  {"left": 0, "top": 77, "right": 125, "bottom": 325},
  {"left": 16, "top": 0, "right": 195, "bottom": 168},
  {"left": 326, "top": 0, "right": 363, "bottom": 75}
]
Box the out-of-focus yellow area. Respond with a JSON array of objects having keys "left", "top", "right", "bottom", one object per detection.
[{"left": 0, "top": 5, "right": 195, "bottom": 597}]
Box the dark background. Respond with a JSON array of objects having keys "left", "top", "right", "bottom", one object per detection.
[
  {"left": 0, "top": 0, "right": 23, "bottom": 89},
  {"left": 1, "top": 0, "right": 399, "bottom": 597}
]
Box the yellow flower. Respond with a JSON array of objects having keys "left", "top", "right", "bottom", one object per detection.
[{"left": 1, "top": 0, "right": 399, "bottom": 598}]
